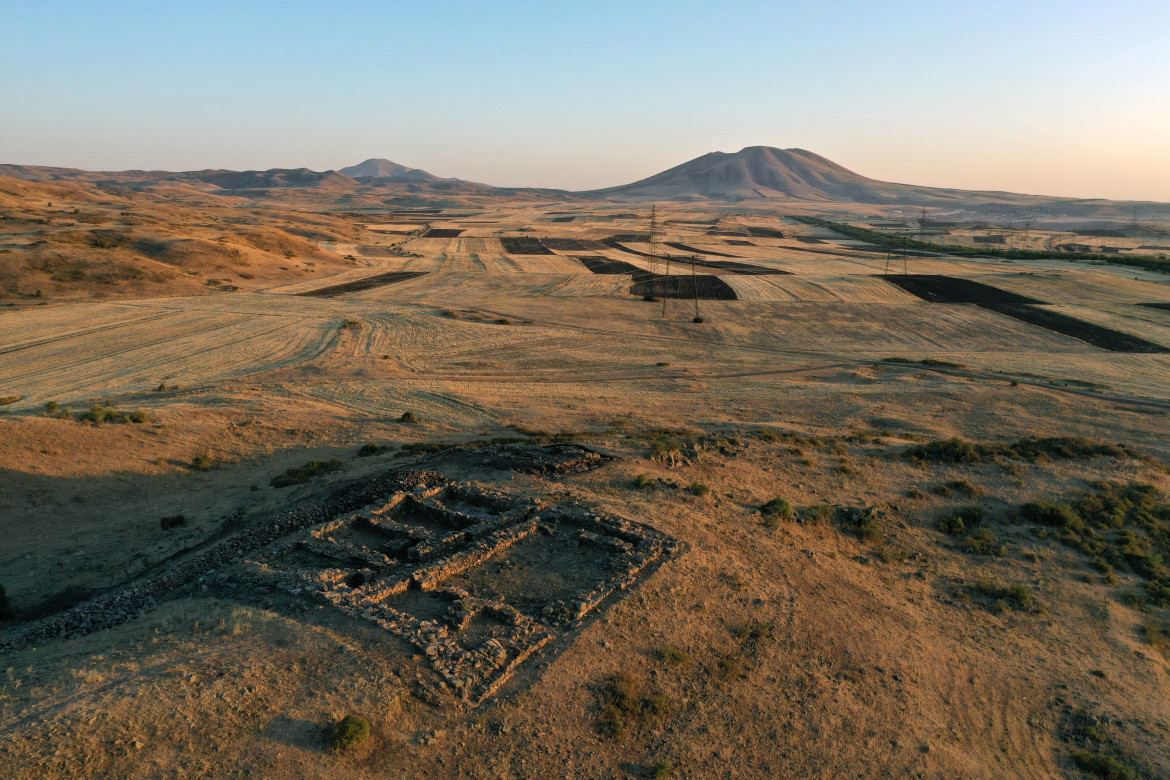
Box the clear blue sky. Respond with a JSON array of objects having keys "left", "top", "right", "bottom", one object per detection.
[{"left": 3, "top": 0, "right": 1169, "bottom": 200}]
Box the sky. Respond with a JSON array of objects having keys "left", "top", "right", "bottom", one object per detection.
[{"left": 3, "top": 0, "right": 1169, "bottom": 201}]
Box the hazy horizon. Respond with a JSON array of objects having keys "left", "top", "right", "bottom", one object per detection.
[{"left": 4, "top": 0, "right": 1169, "bottom": 201}]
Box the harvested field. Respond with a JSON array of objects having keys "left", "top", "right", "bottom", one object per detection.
[
  {"left": 663, "top": 241, "right": 741, "bottom": 257},
  {"left": 458, "top": 237, "right": 505, "bottom": 254},
  {"left": 880, "top": 274, "right": 1045, "bottom": 304},
  {"left": 296, "top": 271, "right": 430, "bottom": 297},
  {"left": 724, "top": 275, "right": 923, "bottom": 303},
  {"left": 500, "top": 237, "right": 554, "bottom": 255},
  {"left": 421, "top": 228, "right": 464, "bottom": 238},
  {"left": 982, "top": 304, "right": 1170, "bottom": 353},
  {"left": 503, "top": 255, "right": 590, "bottom": 274}
]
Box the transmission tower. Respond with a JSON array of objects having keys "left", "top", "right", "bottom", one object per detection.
[{"left": 647, "top": 205, "right": 661, "bottom": 276}]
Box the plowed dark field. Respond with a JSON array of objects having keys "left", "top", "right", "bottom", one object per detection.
[
  {"left": 500, "top": 237, "right": 554, "bottom": 255},
  {"left": 540, "top": 238, "right": 608, "bottom": 252},
  {"left": 295, "top": 271, "right": 429, "bottom": 297},
  {"left": 574, "top": 256, "right": 644, "bottom": 275},
  {"left": 630, "top": 274, "right": 739, "bottom": 301},
  {"left": 664, "top": 241, "right": 740, "bottom": 258},
  {"left": 981, "top": 304, "right": 1170, "bottom": 353},
  {"left": 880, "top": 275, "right": 1044, "bottom": 304}
]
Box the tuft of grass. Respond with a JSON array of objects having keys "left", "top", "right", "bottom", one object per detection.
[
  {"left": 798, "top": 503, "right": 835, "bottom": 525},
  {"left": 596, "top": 674, "right": 670, "bottom": 739},
  {"left": 270, "top": 458, "right": 344, "bottom": 488},
  {"left": 325, "top": 714, "right": 371, "bottom": 752},
  {"left": 1140, "top": 620, "right": 1169, "bottom": 658},
  {"left": 655, "top": 645, "right": 688, "bottom": 666},
  {"left": 730, "top": 620, "right": 775, "bottom": 642},
  {"left": 631, "top": 473, "right": 653, "bottom": 489},
  {"left": 974, "top": 579, "right": 1033, "bottom": 611},
  {"left": 712, "top": 650, "right": 746, "bottom": 682},
  {"left": 688, "top": 481, "right": 710, "bottom": 497},
  {"left": 191, "top": 455, "right": 214, "bottom": 472},
  {"left": 652, "top": 760, "right": 673, "bottom": 779},
  {"left": 398, "top": 411, "right": 418, "bottom": 424}
]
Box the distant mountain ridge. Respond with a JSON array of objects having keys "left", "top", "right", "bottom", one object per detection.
[{"left": 1, "top": 149, "right": 1166, "bottom": 214}]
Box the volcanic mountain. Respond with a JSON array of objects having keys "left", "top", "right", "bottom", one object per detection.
[
  {"left": 338, "top": 158, "right": 459, "bottom": 183},
  {"left": 583, "top": 146, "right": 1046, "bottom": 206}
]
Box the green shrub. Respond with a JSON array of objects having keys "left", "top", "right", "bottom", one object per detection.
[
  {"left": 160, "top": 514, "right": 186, "bottom": 530},
  {"left": 936, "top": 505, "right": 987, "bottom": 536},
  {"left": 357, "top": 443, "right": 388, "bottom": 457},
  {"left": 191, "top": 455, "right": 214, "bottom": 471},
  {"left": 0, "top": 583, "right": 14, "bottom": 621},
  {"left": 75, "top": 404, "right": 149, "bottom": 425},
  {"left": 326, "top": 714, "right": 371, "bottom": 752},
  {"left": 270, "top": 458, "right": 344, "bottom": 488},
  {"left": 963, "top": 528, "right": 1006, "bottom": 556},
  {"left": 631, "top": 473, "right": 652, "bottom": 489},
  {"left": 903, "top": 436, "right": 1138, "bottom": 465},
  {"left": 760, "top": 497, "right": 793, "bottom": 521},
  {"left": 799, "top": 504, "right": 835, "bottom": 525},
  {"left": 933, "top": 479, "right": 981, "bottom": 498},
  {"left": 688, "top": 482, "right": 710, "bottom": 497},
  {"left": 974, "top": 579, "right": 1033, "bottom": 611},
  {"left": 1070, "top": 750, "right": 1137, "bottom": 780},
  {"left": 398, "top": 411, "right": 418, "bottom": 424},
  {"left": 652, "top": 760, "right": 673, "bottom": 779}
]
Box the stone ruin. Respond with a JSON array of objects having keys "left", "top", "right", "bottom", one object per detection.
[{"left": 240, "top": 481, "right": 678, "bottom": 705}]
